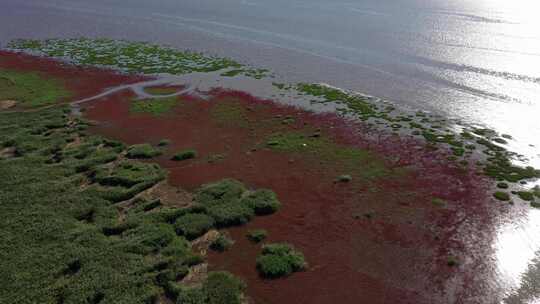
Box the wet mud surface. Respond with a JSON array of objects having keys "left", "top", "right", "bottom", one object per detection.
[{"left": 0, "top": 51, "right": 524, "bottom": 304}]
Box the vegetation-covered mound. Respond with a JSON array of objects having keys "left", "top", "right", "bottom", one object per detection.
[{"left": 256, "top": 243, "right": 307, "bottom": 278}]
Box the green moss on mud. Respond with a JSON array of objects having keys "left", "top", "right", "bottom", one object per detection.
[
  {"left": 265, "top": 131, "right": 389, "bottom": 180},
  {"left": 0, "top": 69, "right": 71, "bottom": 107},
  {"left": 131, "top": 97, "right": 179, "bottom": 115}
]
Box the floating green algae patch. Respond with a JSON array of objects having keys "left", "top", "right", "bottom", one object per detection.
[
  {"left": 8, "top": 38, "right": 270, "bottom": 78},
  {"left": 265, "top": 131, "right": 390, "bottom": 180},
  {"left": 131, "top": 97, "right": 180, "bottom": 115},
  {"left": 0, "top": 69, "right": 71, "bottom": 107}
]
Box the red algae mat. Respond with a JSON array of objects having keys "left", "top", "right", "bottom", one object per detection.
[{"left": 0, "top": 52, "right": 510, "bottom": 303}]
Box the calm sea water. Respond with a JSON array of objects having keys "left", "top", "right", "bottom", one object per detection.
[{"left": 1, "top": 0, "right": 539, "bottom": 167}]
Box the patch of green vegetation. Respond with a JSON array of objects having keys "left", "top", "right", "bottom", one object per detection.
[
  {"left": 0, "top": 106, "right": 225, "bottom": 303},
  {"left": 131, "top": 97, "right": 179, "bottom": 115},
  {"left": 220, "top": 69, "right": 244, "bottom": 77},
  {"left": 0, "top": 68, "right": 71, "bottom": 107},
  {"left": 497, "top": 182, "right": 509, "bottom": 189},
  {"left": 174, "top": 271, "right": 245, "bottom": 304},
  {"left": 174, "top": 213, "right": 215, "bottom": 240},
  {"left": 126, "top": 143, "right": 162, "bottom": 159},
  {"left": 210, "top": 233, "right": 234, "bottom": 252},
  {"left": 158, "top": 139, "right": 171, "bottom": 146},
  {"left": 172, "top": 149, "right": 197, "bottom": 161},
  {"left": 517, "top": 191, "right": 535, "bottom": 201},
  {"left": 194, "top": 179, "right": 281, "bottom": 227},
  {"left": 143, "top": 86, "right": 179, "bottom": 96},
  {"left": 94, "top": 161, "right": 165, "bottom": 187},
  {"left": 256, "top": 243, "right": 307, "bottom": 278},
  {"left": 8, "top": 38, "right": 270, "bottom": 78},
  {"left": 246, "top": 229, "right": 267, "bottom": 243},
  {"left": 210, "top": 101, "right": 249, "bottom": 128},
  {"left": 493, "top": 191, "right": 510, "bottom": 201},
  {"left": 431, "top": 198, "right": 447, "bottom": 207},
  {"left": 297, "top": 83, "right": 376, "bottom": 117},
  {"left": 241, "top": 189, "right": 281, "bottom": 215},
  {"left": 483, "top": 156, "right": 540, "bottom": 183},
  {"left": 265, "top": 131, "right": 389, "bottom": 180}
]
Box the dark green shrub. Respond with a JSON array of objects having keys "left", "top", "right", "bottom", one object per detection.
[
  {"left": 158, "top": 139, "right": 171, "bottom": 146},
  {"left": 175, "top": 213, "right": 215, "bottom": 240},
  {"left": 204, "top": 271, "right": 245, "bottom": 304},
  {"left": 122, "top": 223, "right": 176, "bottom": 254},
  {"left": 241, "top": 189, "right": 281, "bottom": 215},
  {"left": 176, "top": 287, "right": 207, "bottom": 304},
  {"left": 172, "top": 149, "right": 197, "bottom": 161},
  {"left": 246, "top": 229, "right": 267, "bottom": 243},
  {"left": 493, "top": 191, "right": 510, "bottom": 201},
  {"left": 210, "top": 233, "right": 233, "bottom": 252},
  {"left": 517, "top": 191, "right": 535, "bottom": 201},
  {"left": 256, "top": 243, "right": 306, "bottom": 278},
  {"left": 256, "top": 254, "right": 293, "bottom": 278},
  {"left": 126, "top": 143, "right": 161, "bottom": 159},
  {"left": 206, "top": 202, "right": 254, "bottom": 227},
  {"left": 161, "top": 236, "right": 191, "bottom": 258}
]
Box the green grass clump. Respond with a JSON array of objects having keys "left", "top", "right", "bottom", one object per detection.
[
  {"left": 256, "top": 243, "right": 306, "bottom": 278},
  {"left": 94, "top": 161, "right": 165, "bottom": 187},
  {"left": 246, "top": 229, "right": 267, "bottom": 243},
  {"left": 493, "top": 191, "right": 510, "bottom": 201},
  {"left": 497, "top": 182, "right": 509, "bottom": 189},
  {"left": 172, "top": 149, "right": 197, "bottom": 161},
  {"left": 131, "top": 97, "right": 179, "bottom": 115},
  {"left": 206, "top": 202, "right": 254, "bottom": 227},
  {"left": 175, "top": 271, "right": 245, "bottom": 304},
  {"left": 195, "top": 179, "right": 247, "bottom": 206},
  {"left": 0, "top": 69, "right": 71, "bottom": 107},
  {"left": 158, "top": 139, "right": 171, "bottom": 146},
  {"left": 174, "top": 213, "right": 215, "bottom": 240},
  {"left": 194, "top": 179, "right": 275, "bottom": 226},
  {"left": 126, "top": 143, "right": 161, "bottom": 159},
  {"left": 241, "top": 189, "right": 281, "bottom": 215},
  {"left": 517, "top": 191, "right": 535, "bottom": 201},
  {"left": 210, "top": 233, "right": 234, "bottom": 252}
]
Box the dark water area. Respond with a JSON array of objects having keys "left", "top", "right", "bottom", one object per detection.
[{"left": 0, "top": 0, "right": 539, "bottom": 167}]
